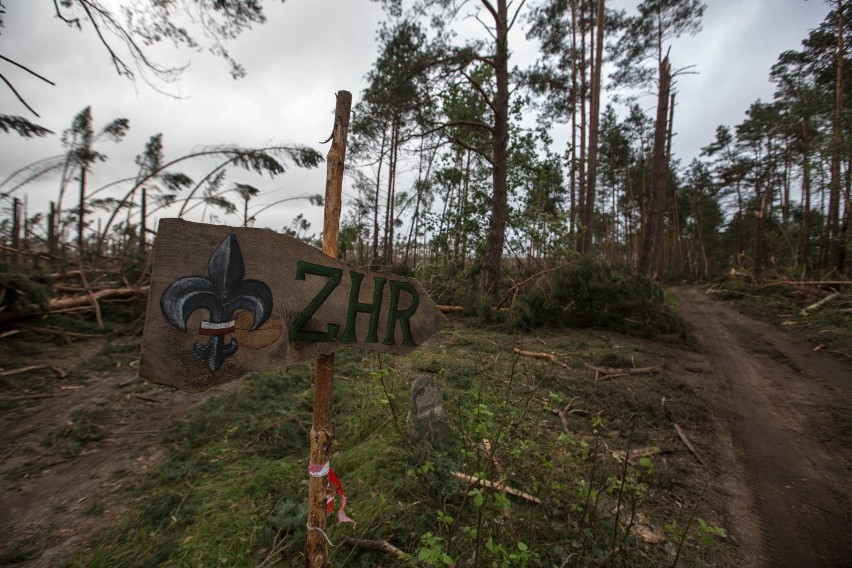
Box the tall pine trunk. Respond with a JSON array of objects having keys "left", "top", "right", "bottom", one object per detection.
[
  {"left": 480, "top": 0, "right": 510, "bottom": 297},
  {"left": 139, "top": 186, "right": 147, "bottom": 252},
  {"left": 569, "top": 0, "right": 578, "bottom": 235},
  {"left": 48, "top": 202, "right": 58, "bottom": 260},
  {"left": 577, "top": 0, "right": 588, "bottom": 249},
  {"left": 828, "top": 0, "right": 845, "bottom": 270},
  {"left": 371, "top": 124, "right": 387, "bottom": 264},
  {"left": 581, "top": 0, "right": 605, "bottom": 254},
  {"left": 639, "top": 56, "right": 671, "bottom": 278},
  {"left": 78, "top": 166, "right": 87, "bottom": 255},
  {"left": 800, "top": 118, "right": 812, "bottom": 273},
  {"left": 384, "top": 116, "right": 399, "bottom": 263},
  {"left": 754, "top": 143, "right": 767, "bottom": 280}
]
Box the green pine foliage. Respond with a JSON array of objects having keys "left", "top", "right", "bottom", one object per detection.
[
  {"left": 0, "top": 261, "right": 51, "bottom": 314},
  {"left": 509, "top": 257, "right": 682, "bottom": 337}
]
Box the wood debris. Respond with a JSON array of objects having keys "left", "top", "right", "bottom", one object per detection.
[
  {"left": 340, "top": 537, "right": 406, "bottom": 559},
  {"left": 800, "top": 291, "right": 841, "bottom": 316},
  {"left": 553, "top": 397, "right": 585, "bottom": 435},
  {"left": 585, "top": 363, "right": 659, "bottom": 381},
  {"left": 513, "top": 347, "right": 570, "bottom": 368},
  {"left": 611, "top": 446, "right": 662, "bottom": 466},
  {"left": 451, "top": 471, "right": 542, "bottom": 504},
  {"left": 0, "top": 365, "right": 66, "bottom": 379},
  {"left": 48, "top": 285, "right": 150, "bottom": 312},
  {"left": 674, "top": 423, "right": 705, "bottom": 465}
]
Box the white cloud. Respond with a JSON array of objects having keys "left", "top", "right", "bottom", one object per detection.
[{"left": 0, "top": 0, "right": 834, "bottom": 240}]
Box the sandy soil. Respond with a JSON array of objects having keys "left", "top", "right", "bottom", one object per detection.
[
  {"left": 672, "top": 287, "right": 852, "bottom": 568},
  {"left": 0, "top": 339, "right": 218, "bottom": 567}
]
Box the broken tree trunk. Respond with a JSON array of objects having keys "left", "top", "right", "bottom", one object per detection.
[{"left": 800, "top": 291, "right": 841, "bottom": 316}]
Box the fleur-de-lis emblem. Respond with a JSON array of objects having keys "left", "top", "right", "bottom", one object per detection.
[{"left": 160, "top": 233, "right": 273, "bottom": 372}]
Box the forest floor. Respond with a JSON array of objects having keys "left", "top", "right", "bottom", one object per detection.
[{"left": 0, "top": 286, "right": 849, "bottom": 566}]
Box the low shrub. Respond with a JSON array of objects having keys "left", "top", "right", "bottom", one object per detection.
[{"left": 509, "top": 257, "right": 682, "bottom": 337}]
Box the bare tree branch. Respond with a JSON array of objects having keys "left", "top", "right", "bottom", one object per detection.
[
  {"left": 53, "top": 0, "right": 81, "bottom": 28},
  {"left": 0, "top": 55, "right": 56, "bottom": 85},
  {"left": 460, "top": 68, "right": 498, "bottom": 114},
  {"left": 0, "top": 71, "right": 39, "bottom": 116},
  {"left": 508, "top": 0, "right": 527, "bottom": 31}
]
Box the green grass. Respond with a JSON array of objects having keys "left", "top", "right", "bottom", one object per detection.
[{"left": 66, "top": 325, "right": 737, "bottom": 567}]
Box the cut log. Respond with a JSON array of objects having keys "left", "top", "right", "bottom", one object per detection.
[{"left": 438, "top": 304, "right": 465, "bottom": 313}]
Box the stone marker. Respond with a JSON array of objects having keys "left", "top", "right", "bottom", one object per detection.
[{"left": 407, "top": 375, "right": 448, "bottom": 444}]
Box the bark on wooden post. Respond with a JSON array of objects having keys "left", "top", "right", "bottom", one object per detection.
[{"left": 305, "top": 90, "right": 352, "bottom": 568}]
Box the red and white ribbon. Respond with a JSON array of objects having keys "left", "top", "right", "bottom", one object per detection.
[
  {"left": 199, "top": 319, "right": 236, "bottom": 336},
  {"left": 309, "top": 461, "right": 355, "bottom": 525}
]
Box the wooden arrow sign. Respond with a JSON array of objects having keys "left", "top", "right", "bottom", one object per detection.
[{"left": 139, "top": 218, "right": 446, "bottom": 392}]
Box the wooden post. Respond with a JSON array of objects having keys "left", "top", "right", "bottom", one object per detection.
[{"left": 305, "top": 90, "right": 352, "bottom": 568}]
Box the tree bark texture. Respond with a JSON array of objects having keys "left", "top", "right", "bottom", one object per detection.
[
  {"left": 800, "top": 118, "right": 812, "bottom": 273},
  {"left": 305, "top": 90, "right": 351, "bottom": 568},
  {"left": 480, "top": 0, "right": 510, "bottom": 298},
  {"left": 581, "top": 0, "right": 605, "bottom": 254},
  {"left": 577, "top": 0, "right": 588, "bottom": 248},
  {"left": 639, "top": 56, "right": 671, "bottom": 278},
  {"left": 371, "top": 124, "right": 387, "bottom": 264},
  {"left": 569, "top": 0, "right": 578, "bottom": 235},
  {"left": 78, "top": 166, "right": 87, "bottom": 253},
  {"left": 829, "top": 0, "right": 845, "bottom": 270}
]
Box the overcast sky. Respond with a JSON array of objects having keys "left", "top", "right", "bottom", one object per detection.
[{"left": 0, "top": 0, "right": 832, "bottom": 239}]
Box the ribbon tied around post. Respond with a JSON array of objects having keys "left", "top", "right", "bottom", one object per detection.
[{"left": 309, "top": 461, "right": 355, "bottom": 525}]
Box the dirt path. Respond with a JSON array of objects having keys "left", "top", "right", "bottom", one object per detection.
[
  {"left": 673, "top": 287, "right": 852, "bottom": 568},
  {"left": 0, "top": 339, "right": 217, "bottom": 567}
]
